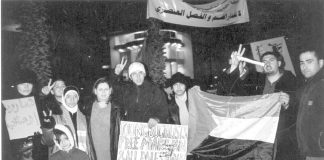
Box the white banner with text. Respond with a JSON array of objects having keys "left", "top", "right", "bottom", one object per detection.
[
  {"left": 2, "top": 97, "right": 42, "bottom": 140},
  {"left": 147, "top": 0, "right": 249, "bottom": 28},
  {"left": 117, "top": 121, "right": 188, "bottom": 160}
]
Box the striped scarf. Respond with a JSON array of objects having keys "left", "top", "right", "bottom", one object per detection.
[{"left": 53, "top": 105, "right": 90, "bottom": 155}]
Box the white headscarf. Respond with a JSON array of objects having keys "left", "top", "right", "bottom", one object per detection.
[
  {"left": 53, "top": 124, "right": 75, "bottom": 151},
  {"left": 62, "top": 90, "right": 79, "bottom": 114}
]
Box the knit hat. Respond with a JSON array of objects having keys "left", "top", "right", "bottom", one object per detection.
[
  {"left": 63, "top": 86, "right": 79, "bottom": 98},
  {"left": 13, "top": 68, "right": 37, "bottom": 85},
  {"left": 128, "top": 62, "right": 146, "bottom": 77},
  {"left": 169, "top": 72, "right": 191, "bottom": 88}
]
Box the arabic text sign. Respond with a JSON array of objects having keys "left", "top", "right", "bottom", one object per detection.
[
  {"left": 2, "top": 97, "right": 42, "bottom": 140},
  {"left": 147, "top": 0, "right": 249, "bottom": 28},
  {"left": 117, "top": 121, "right": 188, "bottom": 160}
]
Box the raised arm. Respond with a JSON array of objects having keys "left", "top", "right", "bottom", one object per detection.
[
  {"left": 114, "top": 56, "right": 128, "bottom": 75},
  {"left": 40, "top": 110, "right": 56, "bottom": 146},
  {"left": 41, "top": 79, "right": 55, "bottom": 96},
  {"left": 229, "top": 44, "right": 246, "bottom": 73}
]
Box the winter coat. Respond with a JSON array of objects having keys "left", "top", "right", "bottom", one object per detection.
[
  {"left": 167, "top": 95, "right": 189, "bottom": 125},
  {"left": 2, "top": 88, "right": 48, "bottom": 160},
  {"left": 40, "top": 95, "right": 63, "bottom": 115},
  {"left": 296, "top": 68, "right": 324, "bottom": 157},
  {"left": 83, "top": 100, "right": 122, "bottom": 160},
  {"left": 1, "top": 106, "right": 15, "bottom": 160},
  {"left": 115, "top": 79, "right": 169, "bottom": 123},
  {"left": 49, "top": 124, "right": 89, "bottom": 160},
  {"left": 41, "top": 104, "right": 94, "bottom": 160},
  {"left": 50, "top": 148, "right": 89, "bottom": 160}
]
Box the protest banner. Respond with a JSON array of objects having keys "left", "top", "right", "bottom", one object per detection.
[
  {"left": 2, "top": 96, "right": 42, "bottom": 140},
  {"left": 250, "top": 36, "right": 296, "bottom": 75},
  {"left": 117, "top": 121, "right": 188, "bottom": 160},
  {"left": 147, "top": 0, "right": 249, "bottom": 28}
]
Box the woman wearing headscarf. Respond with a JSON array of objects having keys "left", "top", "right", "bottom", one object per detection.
[{"left": 41, "top": 86, "right": 94, "bottom": 160}]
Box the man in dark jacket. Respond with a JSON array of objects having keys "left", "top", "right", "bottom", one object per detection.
[
  {"left": 167, "top": 72, "right": 192, "bottom": 125},
  {"left": 2, "top": 68, "right": 48, "bottom": 160},
  {"left": 224, "top": 49, "right": 299, "bottom": 160},
  {"left": 41, "top": 78, "right": 66, "bottom": 115},
  {"left": 114, "top": 59, "right": 169, "bottom": 128},
  {"left": 296, "top": 50, "right": 324, "bottom": 160}
]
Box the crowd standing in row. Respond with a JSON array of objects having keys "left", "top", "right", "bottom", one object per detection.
[{"left": 2, "top": 47, "right": 323, "bottom": 160}]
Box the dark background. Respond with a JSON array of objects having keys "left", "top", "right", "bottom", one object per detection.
[{"left": 2, "top": 0, "right": 324, "bottom": 92}]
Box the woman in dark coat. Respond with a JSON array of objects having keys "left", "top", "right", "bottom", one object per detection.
[{"left": 83, "top": 77, "right": 122, "bottom": 160}]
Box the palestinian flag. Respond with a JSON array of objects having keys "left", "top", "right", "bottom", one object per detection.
[{"left": 187, "top": 86, "right": 281, "bottom": 159}]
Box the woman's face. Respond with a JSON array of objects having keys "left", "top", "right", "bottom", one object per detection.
[
  {"left": 17, "top": 83, "right": 33, "bottom": 96},
  {"left": 64, "top": 92, "right": 79, "bottom": 108},
  {"left": 94, "top": 82, "right": 112, "bottom": 102}
]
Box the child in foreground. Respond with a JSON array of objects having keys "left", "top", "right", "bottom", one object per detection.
[{"left": 50, "top": 124, "right": 89, "bottom": 160}]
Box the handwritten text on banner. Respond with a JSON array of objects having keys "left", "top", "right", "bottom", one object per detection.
[
  {"left": 2, "top": 97, "right": 42, "bottom": 140},
  {"left": 117, "top": 121, "right": 188, "bottom": 160}
]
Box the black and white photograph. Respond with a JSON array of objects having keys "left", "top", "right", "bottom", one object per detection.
[{"left": 2, "top": 0, "right": 324, "bottom": 159}]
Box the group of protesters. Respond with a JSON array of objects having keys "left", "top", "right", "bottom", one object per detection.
[
  {"left": 2, "top": 45, "right": 323, "bottom": 160},
  {"left": 212, "top": 46, "right": 324, "bottom": 160}
]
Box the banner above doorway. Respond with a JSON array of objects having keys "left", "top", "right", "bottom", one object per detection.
[{"left": 147, "top": 0, "right": 249, "bottom": 28}]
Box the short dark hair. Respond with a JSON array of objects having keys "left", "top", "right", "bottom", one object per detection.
[
  {"left": 261, "top": 51, "right": 286, "bottom": 69},
  {"left": 53, "top": 129, "right": 67, "bottom": 144},
  {"left": 299, "top": 50, "right": 323, "bottom": 60}
]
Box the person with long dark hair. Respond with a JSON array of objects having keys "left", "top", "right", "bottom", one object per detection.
[{"left": 83, "top": 77, "right": 122, "bottom": 160}]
